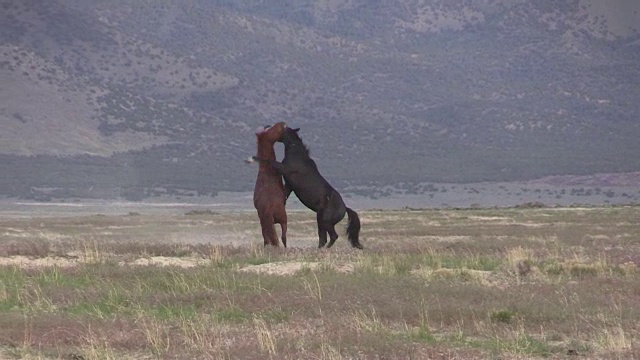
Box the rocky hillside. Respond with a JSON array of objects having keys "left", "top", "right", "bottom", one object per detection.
[{"left": 1, "top": 0, "right": 639, "bottom": 200}]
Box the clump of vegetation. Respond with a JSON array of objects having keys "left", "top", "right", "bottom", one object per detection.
[{"left": 490, "top": 309, "right": 517, "bottom": 324}]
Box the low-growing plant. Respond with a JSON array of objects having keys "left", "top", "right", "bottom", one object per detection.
[{"left": 490, "top": 309, "right": 516, "bottom": 324}]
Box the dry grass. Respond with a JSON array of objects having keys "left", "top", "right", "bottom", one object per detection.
[{"left": 1, "top": 206, "right": 640, "bottom": 359}]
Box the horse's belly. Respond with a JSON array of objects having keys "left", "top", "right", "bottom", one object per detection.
[
  {"left": 254, "top": 177, "right": 285, "bottom": 210},
  {"left": 290, "top": 188, "right": 324, "bottom": 212}
]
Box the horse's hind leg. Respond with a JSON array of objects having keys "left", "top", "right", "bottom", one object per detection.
[
  {"left": 280, "top": 222, "right": 287, "bottom": 248},
  {"left": 326, "top": 224, "right": 339, "bottom": 248},
  {"left": 260, "top": 216, "right": 279, "bottom": 247},
  {"left": 316, "top": 212, "right": 328, "bottom": 248},
  {"left": 274, "top": 208, "right": 288, "bottom": 248}
]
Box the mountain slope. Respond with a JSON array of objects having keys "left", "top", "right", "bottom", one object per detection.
[{"left": 1, "top": 0, "right": 639, "bottom": 199}]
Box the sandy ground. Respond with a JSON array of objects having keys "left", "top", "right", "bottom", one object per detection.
[{"left": 0, "top": 254, "right": 357, "bottom": 276}]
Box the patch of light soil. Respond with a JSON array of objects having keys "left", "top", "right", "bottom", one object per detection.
[
  {"left": 126, "top": 256, "right": 208, "bottom": 268},
  {"left": 239, "top": 261, "right": 354, "bottom": 276},
  {"left": 467, "top": 216, "right": 511, "bottom": 222},
  {"left": 0, "top": 255, "right": 77, "bottom": 268},
  {"left": 0, "top": 255, "right": 208, "bottom": 269},
  {"left": 516, "top": 223, "right": 548, "bottom": 228},
  {"left": 0, "top": 256, "right": 356, "bottom": 274},
  {"left": 424, "top": 235, "right": 473, "bottom": 242}
]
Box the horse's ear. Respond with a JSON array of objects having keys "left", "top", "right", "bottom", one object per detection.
[{"left": 293, "top": 128, "right": 300, "bottom": 132}]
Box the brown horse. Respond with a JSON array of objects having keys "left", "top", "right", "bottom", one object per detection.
[{"left": 253, "top": 122, "right": 288, "bottom": 247}]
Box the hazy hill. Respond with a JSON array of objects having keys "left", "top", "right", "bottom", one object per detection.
[{"left": 1, "top": 0, "right": 639, "bottom": 200}]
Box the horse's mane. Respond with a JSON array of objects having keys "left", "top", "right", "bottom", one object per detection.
[{"left": 285, "top": 129, "right": 310, "bottom": 156}]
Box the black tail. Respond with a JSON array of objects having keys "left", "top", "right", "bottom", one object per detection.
[{"left": 345, "top": 207, "right": 363, "bottom": 249}]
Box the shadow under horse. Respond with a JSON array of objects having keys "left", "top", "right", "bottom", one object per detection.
[
  {"left": 268, "top": 127, "right": 363, "bottom": 249},
  {"left": 253, "top": 122, "right": 288, "bottom": 247}
]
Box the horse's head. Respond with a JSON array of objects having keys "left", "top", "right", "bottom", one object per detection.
[
  {"left": 280, "top": 127, "right": 301, "bottom": 145},
  {"left": 255, "top": 122, "right": 287, "bottom": 144},
  {"left": 279, "top": 127, "right": 309, "bottom": 155}
]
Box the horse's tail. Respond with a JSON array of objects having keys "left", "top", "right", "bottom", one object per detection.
[{"left": 345, "top": 207, "right": 363, "bottom": 249}]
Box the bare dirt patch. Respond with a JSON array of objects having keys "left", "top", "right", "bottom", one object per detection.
[
  {"left": 126, "top": 256, "right": 208, "bottom": 268},
  {"left": 239, "top": 261, "right": 355, "bottom": 276},
  {"left": 0, "top": 255, "right": 78, "bottom": 269},
  {"left": 0, "top": 255, "right": 358, "bottom": 274},
  {"left": 0, "top": 254, "right": 210, "bottom": 269},
  {"left": 467, "top": 216, "right": 511, "bottom": 222}
]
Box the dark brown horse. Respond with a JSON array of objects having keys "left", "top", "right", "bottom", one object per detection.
[
  {"left": 253, "top": 122, "right": 288, "bottom": 247},
  {"left": 265, "top": 127, "right": 363, "bottom": 249}
]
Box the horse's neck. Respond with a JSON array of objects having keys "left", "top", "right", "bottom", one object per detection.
[
  {"left": 284, "top": 142, "right": 308, "bottom": 159},
  {"left": 257, "top": 141, "right": 276, "bottom": 160}
]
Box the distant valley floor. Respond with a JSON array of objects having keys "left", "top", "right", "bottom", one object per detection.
[{"left": 1, "top": 180, "right": 639, "bottom": 218}]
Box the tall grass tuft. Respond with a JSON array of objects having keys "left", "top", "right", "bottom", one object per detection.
[{"left": 253, "top": 316, "right": 277, "bottom": 356}]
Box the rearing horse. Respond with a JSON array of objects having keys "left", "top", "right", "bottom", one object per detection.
[
  {"left": 267, "top": 127, "right": 363, "bottom": 249},
  {"left": 253, "top": 122, "right": 288, "bottom": 247}
]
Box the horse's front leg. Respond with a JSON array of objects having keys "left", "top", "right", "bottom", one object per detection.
[
  {"left": 316, "top": 211, "right": 328, "bottom": 248},
  {"left": 283, "top": 183, "right": 292, "bottom": 204},
  {"left": 268, "top": 160, "right": 290, "bottom": 176},
  {"left": 250, "top": 156, "right": 286, "bottom": 171},
  {"left": 280, "top": 222, "right": 287, "bottom": 248}
]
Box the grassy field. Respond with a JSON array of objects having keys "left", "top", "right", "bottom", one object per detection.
[{"left": 1, "top": 206, "right": 639, "bottom": 359}]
